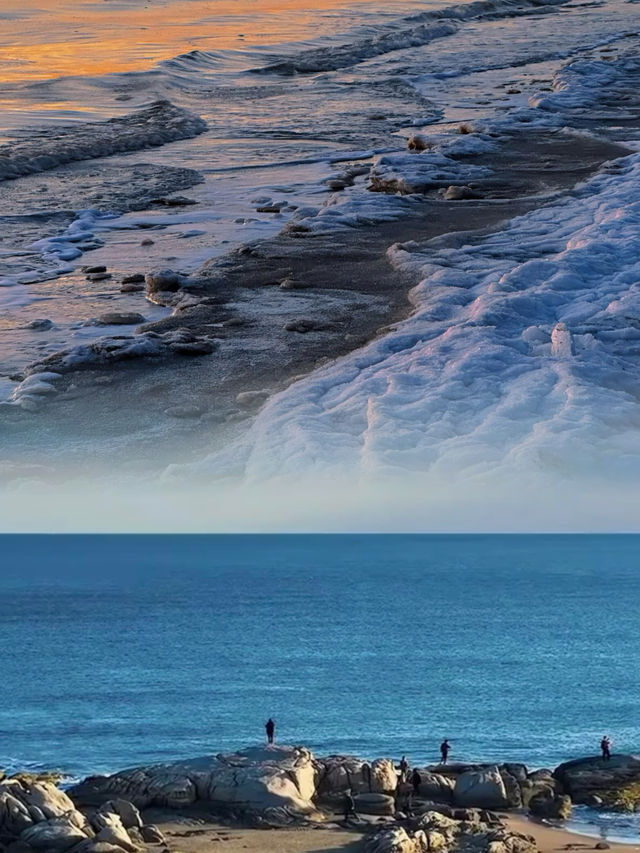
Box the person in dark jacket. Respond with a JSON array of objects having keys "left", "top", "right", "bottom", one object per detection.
[
  {"left": 411, "top": 768, "right": 422, "bottom": 796},
  {"left": 399, "top": 755, "right": 409, "bottom": 782},
  {"left": 343, "top": 790, "right": 357, "bottom": 822},
  {"left": 440, "top": 739, "right": 451, "bottom": 764},
  {"left": 600, "top": 736, "right": 611, "bottom": 761},
  {"left": 265, "top": 718, "right": 275, "bottom": 744}
]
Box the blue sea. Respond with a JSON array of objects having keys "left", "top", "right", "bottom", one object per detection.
[{"left": 2, "top": 534, "right": 639, "bottom": 779}]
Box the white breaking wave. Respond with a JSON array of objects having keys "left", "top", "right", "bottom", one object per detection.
[
  {"left": 256, "top": 0, "right": 569, "bottom": 74},
  {"left": 0, "top": 100, "right": 207, "bottom": 182}
]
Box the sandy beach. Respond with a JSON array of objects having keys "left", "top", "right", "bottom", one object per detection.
[{"left": 138, "top": 811, "right": 640, "bottom": 853}]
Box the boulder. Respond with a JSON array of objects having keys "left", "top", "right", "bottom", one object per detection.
[
  {"left": 0, "top": 791, "right": 34, "bottom": 838},
  {"left": 353, "top": 793, "right": 395, "bottom": 815},
  {"left": 454, "top": 767, "right": 511, "bottom": 809},
  {"left": 93, "top": 814, "right": 139, "bottom": 853},
  {"left": 554, "top": 755, "right": 640, "bottom": 805},
  {"left": 316, "top": 756, "right": 397, "bottom": 796},
  {"left": 95, "top": 801, "right": 142, "bottom": 831},
  {"left": 499, "top": 769, "right": 522, "bottom": 809},
  {"left": 140, "top": 825, "right": 165, "bottom": 844},
  {"left": 145, "top": 270, "right": 184, "bottom": 295},
  {"left": 20, "top": 818, "right": 90, "bottom": 851},
  {"left": 95, "top": 313, "right": 145, "bottom": 326},
  {"left": 528, "top": 792, "right": 572, "bottom": 820},
  {"left": 415, "top": 771, "right": 455, "bottom": 802},
  {"left": 502, "top": 764, "right": 528, "bottom": 783}
]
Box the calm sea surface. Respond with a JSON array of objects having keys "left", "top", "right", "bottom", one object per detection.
[{"left": 1, "top": 534, "right": 639, "bottom": 782}]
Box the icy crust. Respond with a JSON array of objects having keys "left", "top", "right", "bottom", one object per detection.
[
  {"left": 369, "top": 134, "right": 496, "bottom": 194},
  {"left": 530, "top": 52, "right": 640, "bottom": 113},
  {"left": 258, "top": 0, "right": 568, "bottom": 74},
  {"left": 0, "top": 101, "right": 207, "bottom": 182},
  {"left": 189, "top": 153, "right": 640, "bottom": 482}
]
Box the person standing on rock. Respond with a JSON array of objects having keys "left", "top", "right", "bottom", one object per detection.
[
  {"left": 399, "top": 755, "right": 409, "bottom": 782},
  {"left": 600, "top": 736, "right": 611, "bottom": 761},
  {"left": 411, "top": 767, "right": 422, "bottom": 796},
  {"left": 440, "top": 739, "right": 451, "bottom": 764},
  {"left": 265, "top": 718, "right": 275, "bottom": 744}
]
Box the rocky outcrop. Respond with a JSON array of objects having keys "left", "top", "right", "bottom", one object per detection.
[
  {"left": 454, "top": 767, "right": 515, "bottom": 810},
  {"left": 554, "top": 755, "right": 640, "bottom": 807},
  {"left": 366, "top": 826, "right": 428, "bottom": 853},
  {"left": 70, "top": 746, "right": 317, "bottom": 816},
  {"left": 367, "top": 810, "right": 538, "bottom": 853},
  {"left": 315, "top": 756, "right": 397, "bottom": 796},
  {"left": 0, "top": 778, "right": 146, "bottom": 853}
]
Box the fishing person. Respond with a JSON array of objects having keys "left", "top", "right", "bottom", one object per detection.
[
  {"left": 265, "top": 717, "right": 275, "bottom": 744},
  {"left": 440, "top": 739, "right": 451, "bottom": 764}
]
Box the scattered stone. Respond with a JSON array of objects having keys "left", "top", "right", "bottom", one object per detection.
[
  {"left": 327, "top": 179, "right": 347, "bottom": 191},
  {"left": 26, "top": 319, "right": 54, "bottom": 331},
  {"left": 164, "top": 405, "right": 204, "bottom": 419},
  {"left": 141, "top": 238, "right": 155, "bottom": 246},
  {"left": 149, "top": 196, "right": 197, "bottom": 207},
  {"left": 145, "top": 269, "right": 183, "bottom": 294},
  {"left": 121, "top": 274, "right": 145, "bottom": 284},
  {"left": 256, "top": 204, "right": 285, "bottom": 213},
  {"left": 236, "top": 390, "right": 270, "bottom": 409},
  {"left": 507, "top": 88, "right": 522, "bottom": 94},
  {"left": 95, "top": 313, "right": 146, "bottom": 326},
  {"left": 87, "top": 272, "right": 112, "bottom": 282},
  {"left": 82, "top": 265, "right": 107, "bottom": 274},
  {"left": 284, "top": 319, "right": 321, "bottom": 333},
  {"left": 140, "top": 825, "right": 165, "bottom": 844},
  {"left": 595, "top": 844, "right": 610, "bottom": 850},
  {"left": 120, "top": 283, "right": 145, "bottom": 293},
  {"left": 407, "top": 135, "right": 428, "bottom": 151},
  {"left": 279, "top": 278, "right": 306, "bottom": 290},
  {"left": 169, "top": 341, "right": 215, "bottom": 355},
  {"left": 444, "top": 185, "right": 484, "bottom": 200}
]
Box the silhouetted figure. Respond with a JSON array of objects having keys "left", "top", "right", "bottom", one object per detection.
[
  {"left": 440, "top": 739, "right": 451, "bottom": 764},
  {"left": 601, "top": 736, "right": 611, "bottom": 761},
  {"left": 411, "top": 768, "right": 422, "bottom": 796},
  {"left": 343, "top": 790, "right": 357, "bottom": 822},
  {"left": 265, "top": 718, "right": 275, "bottom": 744},
  {"left": 399, "top": 755, "right": 409, "bottom": 782}
]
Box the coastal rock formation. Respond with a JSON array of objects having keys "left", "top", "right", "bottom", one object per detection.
[
  {"left": 366, "top": 809, "right": 538, "bottom": 853},
  {"left": 69, "top": 746, "right": 317, "bottom": 815},
  {"left": 0, "top": 778, "right": 146, "bottom": 853},
  {"left": 554, "top": 755, "right": 640, "bottom": 809},
  {"left": 316, "top": 756, "right": 397, "bottom": 795}
]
